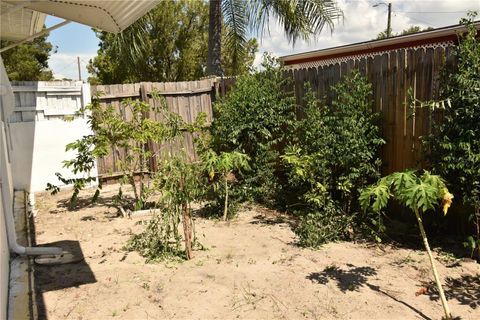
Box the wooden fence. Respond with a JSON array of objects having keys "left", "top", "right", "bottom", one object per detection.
[
  {"left": 92, "top": 46, "right": 455, "bottom": 178},
  {"left": 91, "top": 78, "right": 235, "bottom": 178},
  {"left": 286, "top": 46, "right": 456, "bottom": 174}
]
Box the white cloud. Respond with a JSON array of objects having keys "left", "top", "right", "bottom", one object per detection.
[
  {"left": 48, "top": 52, "right": 96, "bottom": 80},
  {"left": 255, "top": 0, "right": 479, "bottom": 65}
]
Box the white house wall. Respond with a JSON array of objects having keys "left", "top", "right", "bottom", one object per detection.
[
  {"left": 9, "top": 81, "right": 97, "bottom": 193},
  {"left": 0, "top": 55, "right": 14, "bottom": 320}
]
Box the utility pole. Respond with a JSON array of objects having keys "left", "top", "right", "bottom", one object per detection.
[
  {"left": 387, "top": 2, "right": 392, "bottom": 38},
  {"left": 373, "top": 2, "right": 392, "bottom": 38},
  {"left": 77, "top": 56, "right": 82, "bottom": 81}
]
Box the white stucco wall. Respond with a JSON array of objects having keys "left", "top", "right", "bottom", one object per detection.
[
  {"left": 10, "top": 118, "right": 97, "bottom": 192},
  {"left": 8, "top": 81, "right": 97, "bottom": 193},
  {"left": 0, "top": 56, "right": 14, "bottom": 320}
]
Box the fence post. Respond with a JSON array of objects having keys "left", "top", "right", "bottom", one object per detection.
[{"left": 139, "top": 83, "right": 157, "bottom": 174}]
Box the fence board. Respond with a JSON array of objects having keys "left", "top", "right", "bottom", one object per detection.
[
  {"left": 289, "top": 45, "right": 456, "bottom": 175},
  {"left": 92, "top": 79, "right": 219, "bottom": 178}
]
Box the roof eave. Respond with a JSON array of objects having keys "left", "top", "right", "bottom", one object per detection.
[{"left": 280, "top": 21, "right": 480, "bottom": 66}]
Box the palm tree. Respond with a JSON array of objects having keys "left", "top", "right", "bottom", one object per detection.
[{"left": 207, "top": 0, "right": 343, "bottom": 76}]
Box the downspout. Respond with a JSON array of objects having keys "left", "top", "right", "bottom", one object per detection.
[{"left": 1, "top": 123, "right": 61, "bottom": 256}]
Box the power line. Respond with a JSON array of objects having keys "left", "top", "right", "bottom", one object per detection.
[{"left": 393, "top": 10, "right": 471, "bottom": 14}]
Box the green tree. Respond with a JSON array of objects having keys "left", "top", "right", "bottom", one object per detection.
[
  {"left": 88, "top": 0, "right": 209, "bottom": 84},
  {"left": 283, "top": 71, "right": 385, "bottom": 246},
  {"left": 206, "top": 0, "right": 342, "bottom": 75},
  {"left": 0, "top": 34, "right": 54, "bottom": 81},
  {"left": 88, "top": 0, "right": 258, "bottom": 84},
  {"left": 376, "top": 25, "right": 433, "bottom": 40},
  {"left": 210, "top": 55, "right": 296, "bottom": 204},
  {"left": 425, "top": 13, "right": 480, "bottom": 259}
]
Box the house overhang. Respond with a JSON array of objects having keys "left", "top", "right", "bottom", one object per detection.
[
  {"left": 2, "top": 0, "right": 161, "bottom": 34},
  {"left": 0, "top": 2, "right": 46, "bottom": 41}
]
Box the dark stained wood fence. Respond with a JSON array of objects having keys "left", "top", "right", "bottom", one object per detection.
[
  {"left": 286, "top": 46, "right": 456, "bottom": 174},
  {"left": 91, "top": 78, "right": 227, "bottom": 178}
]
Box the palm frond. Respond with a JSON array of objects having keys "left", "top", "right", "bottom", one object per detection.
[
  {"left": 248, "top": 0, "right": 342, "bottom": 45},
  {"left": 222, "top": 0, "right": 249, "bottom": 72},
  {"left": 110, "top": 12, "right": 153, "bottom": 69}
]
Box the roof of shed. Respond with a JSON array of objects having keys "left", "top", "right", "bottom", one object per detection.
[{"left": 280, "top": 21, "right": 480, "bottom": 68}]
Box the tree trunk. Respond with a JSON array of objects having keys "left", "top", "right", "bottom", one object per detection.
[
  {"left": 223, "top": 176, "right": 229, "bottom": 221},
  {"left": 207, "top": 0, "right": 223, "bottom": 76},
  {"left": 414, "top": 209, "right": 452, "bottom": 319},
  {"left": 182, "top": 202, "right": 193, "bottom": 260}
]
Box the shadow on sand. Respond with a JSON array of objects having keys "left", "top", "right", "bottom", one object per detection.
[
  {"left": 34, "top": 240, "right": 96, "bottom": 319},
  {"left": 307, "top": 264, "right": 433, "bottom": 320}
]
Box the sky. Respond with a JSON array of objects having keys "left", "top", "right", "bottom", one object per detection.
[{"left": 45, "top": 0, "right": 480, "bottom": 80}]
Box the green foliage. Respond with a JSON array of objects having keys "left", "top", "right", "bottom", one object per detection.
[
  {"left": 283, "top": 71, "right": 385, "bottom": 246},
  {"left": 48, "top": 94, "right": 184, "bottom": 210},
  {"left": 376, "top": 25, "right": 433, "bottom": 40},
  {"left": 125, "top": 213, "right": 184, "bottom": 262},
  {"left": 1, "top": 33, "right": 54, "bottom": 80},
  {"left": 127, "top": 155, "right": 203, "bottom": 261},
  {"left": 424, "top": 12, "right": 480, "bottom": 259},
  {"left": 87, "top": 0, "right": 257, "bottom": 84},
  {"left": 207, "top": 0, "right": 342, "bottom": 74},
  {"left": 211, "top": 55, "right": 296, "bottom": 204},
  {"left": 201, "top": 150, "right": 250, "bottom": 220},
  {"left": 360, "top": 170, "right": 449, "bottom": 215},
  {"left": 295, "top": 200, "right": 354, "bottom": 248}
]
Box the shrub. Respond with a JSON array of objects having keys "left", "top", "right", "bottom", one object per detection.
[
  {"left": 425, "top": 13, "right": 480, "bottom": 259},
  {"left": 295, "top": 199, "right": 354, "bottom": 247},
  {"left": 200, "top": 150, "right": 250, "bottom": 220},
  {"left": 283, "top": 71, "right": 385, "bottom": 246},
  {"left": 210, "top": 55, "right": 296, "bottom": 204},
  {"left": 48, "top": 94, "right": 184, "bottom": 210}
]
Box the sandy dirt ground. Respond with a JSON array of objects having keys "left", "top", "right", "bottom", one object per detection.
[{"left": 32, "top": 184, "right": 479, "bottom": 320}]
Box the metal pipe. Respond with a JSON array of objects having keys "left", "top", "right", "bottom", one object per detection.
[
  {"left": 0, "top": 20, "right": 71, "bottom": 53},
  {"left": 0, "top": 122, "right": 61, "bottom": 256}
]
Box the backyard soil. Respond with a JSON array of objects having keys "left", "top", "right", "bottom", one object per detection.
[{"left": 33, "top": 184, "right": 479, "bottom": 320}]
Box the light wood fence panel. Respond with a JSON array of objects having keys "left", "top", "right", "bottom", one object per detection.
[{"left": 91, "top": 79, "right": 219, "bottom": 178}]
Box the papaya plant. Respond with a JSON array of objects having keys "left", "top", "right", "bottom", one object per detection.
[
  {"left": 126, "top": 155, "right": 202, "bottom": 261},
  {"left": 360, "top": 170, "right": 454, "bottom": 319},
  {"left": 48, "top": 93, "right": 184, "bottom": 210},
  {"left": 201, "top": 150, "right": 250, "bottom": 220}
]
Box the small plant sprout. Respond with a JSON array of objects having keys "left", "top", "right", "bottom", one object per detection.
[
  {"left": 360, "top": 170, "right": 454, "bottom": 319},
  {"left": 202, "top": 150, "right": 250, "bottom": 221}
]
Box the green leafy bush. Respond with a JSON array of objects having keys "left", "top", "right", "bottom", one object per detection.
[
  {"left": 48, "top": 94, "right": 184, "bottom": 210},
  {"left": 201, "top": 150, "right": 250, "bottom": 220},
  {"left": 424, "top": 13, "right": 480, "bottom": 259},
  {"left": 210, "top": 55, "right": 296, "bottom": 204},
  {"left": 126, "top": 155, "right": 203, "bottom": 261},
  {"left": 283, "top": 71, "right": 385, "bottom": 246},
  {"left": 295, "top": 199, "right": 354, "bottom": 247}
]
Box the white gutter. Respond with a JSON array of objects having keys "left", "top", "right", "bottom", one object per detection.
[{"left": 0, "top": 20, "right": 71, "bottom": 53}]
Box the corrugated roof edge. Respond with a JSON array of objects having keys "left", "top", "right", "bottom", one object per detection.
[{"left": 280, "top": 21, "right": 480, "bottom": 65}]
